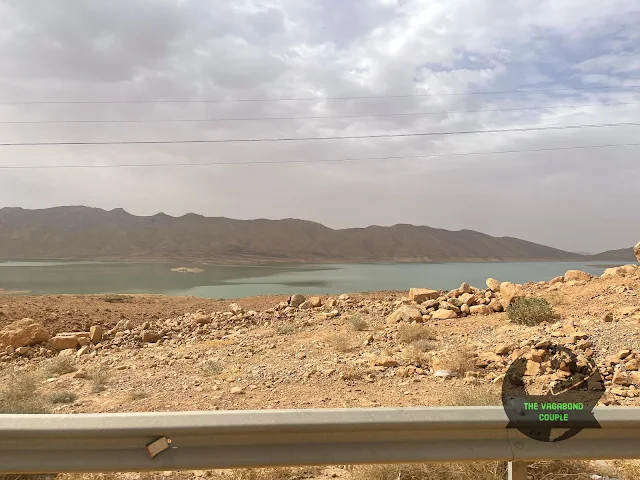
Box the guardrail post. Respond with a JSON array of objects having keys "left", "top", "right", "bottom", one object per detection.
[{"left": 508, "top": 461, "right": 528, "bottom": 480}]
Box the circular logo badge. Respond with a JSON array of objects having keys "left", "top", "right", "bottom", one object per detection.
[{"left": 501, "top": 344, "right": 604, "bottom": 442}]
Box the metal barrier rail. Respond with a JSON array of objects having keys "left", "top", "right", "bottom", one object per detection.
[{"left": 2, "top": 407, "right": 640, "bottom": 479}]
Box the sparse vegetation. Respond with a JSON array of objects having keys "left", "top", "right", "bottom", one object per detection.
[
  {"left": 546, "top": 291, "right": 569, "bottom": 307},
  {"left": 43, "top": 355, "right": 77, "bottom": 376},
  {"left": 327, "top": 332, "right": 355, "bottom": 352},
  {"left": 449, "top": 387, "right": 501, "bottom": 406},
  {"left": 340, "top": 365, "right": 365, "bottom": 380},
  {"left": 209, "top": 468, "right": 322, "bottom": 480},
  {"left": 401, "top": 346, "right": 431, "bottom": 368},
  {"left": 87, "top": 366, "right": 110, "bottom": 393},
  {"left": 437, "top": 349, "right": 475, "bottom": 376},
  {"left": 411, "top": 339, "right": 436, "bottom": 352},
  {"left": 347, "top": 462, "right": 507, "bottom": 480},
  {"left": 276, "top": 323, "right": 295, "bottom": 335},
  {"left": 128, "top": 391, "right": 149, "bottom": 401},
  {"left": 507, "top": 297, "right": 555, "bottom": 326},
  {"left": 49, "top": 390, "right": 77, "bottom": 404},
  {"left": 201, "top": 359, "right": 223, "bottom": 376},
  {"left": 102, "top": 294, "right": 132, "bottom": 303},
  {"left": 397, "top": 324, "right": 434, "bottom": 344},
  {"left": 348, "top": 315, "right": 368, "bottom": 331},
  {"left": 0, "top": 371, "right": 49, "bottom": 414}
]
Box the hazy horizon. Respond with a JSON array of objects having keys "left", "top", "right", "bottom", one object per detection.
[{"left": 1, "top": 1, "right": 639, "bottom": 253}]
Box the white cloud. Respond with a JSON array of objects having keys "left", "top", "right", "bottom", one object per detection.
[{"left": 0, "top": 0, "right": 639, "bottom": 252}]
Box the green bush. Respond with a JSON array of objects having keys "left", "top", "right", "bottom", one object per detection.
[
  {"left": 49, "top": 391, "right": 77, "bottom": 404},
  {"left": 507, "top": 297, "right": 555, "bottom": 326}
]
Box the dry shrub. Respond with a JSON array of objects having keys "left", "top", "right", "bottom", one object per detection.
[
  {"left": 397, "top": 324, "right": 434, "bottom": 344},
  {"left": 449, "top": 387, "right": 501, "bottom": 406},
  {"left": 128, "top": 391, "right": 149, "bottom": 401},
  {"left": 0, "top": 371, "right": 49, "bottom": 414},
  {"left": 613, "top": 459, "right": 640, "bottom": 479},
  {"left": 340, "top": 365, "right": 365, "bottom": 381},
  {"left": 49, "top": 390, "right": 77, "bottom": 404},
  {"left": 327, "top": 333, "right": 356, "bottom": 352},
  {"left": 87, "top": 365, "right": 110, "bottom": 393},
  {"left": 43, "top": 356, "right": 77, "bottom": 376},
  {"left": 276, "top": 323, "right": 295, "bottom": 335},
  {"left": 401, "top": 346, "right": 431, "bottom": 368},
  {"left": 436, "top": 349, "right": 475, "bottom": 376},
  {"left": 527, "top": 460, "right": 594, "bottom": 479},
  {"left": 411, "top": 339, "right": 437, "bottom": 352},
  {"left": 202, "top": 359, "right": 224, "bottom": 376},
  {"left": 210, "top": 468, "right": 322, "bottom": 480},
  {"left": 347, "top": 462, "right": 506, "bottom": 480},
  {"left": 348, "top": 315, "right": 368, "bottom": 331}
]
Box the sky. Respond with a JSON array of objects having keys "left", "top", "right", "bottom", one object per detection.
[{"left": 0, "top": 0, "right": 639, "bottom": 254}]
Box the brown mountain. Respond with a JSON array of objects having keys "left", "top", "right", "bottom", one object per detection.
[
  {"left": 0, "top": 206, "right": 597, "bottom": 264},
  {"left": 588, "top": 248, "right": 638, "bottom": 262}
]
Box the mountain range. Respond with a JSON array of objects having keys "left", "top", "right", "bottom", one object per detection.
[{"left": 0, "top": 206, "right": 635, "bottom": 264}]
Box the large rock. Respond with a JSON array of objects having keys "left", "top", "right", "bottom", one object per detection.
[
  {"left": 141, "top": 330, "right": 161, "bottom": 343},
  {"left": 386, "top": 305, "right": 423, "bottom": 324},
  {"left": 458, "top": 293, "right": 475, "bottom": 306},
  {"left": 289, "top": 294, "right": 306, "bottom": 308},
  {"left": 432, "top": 309, "right": 458, "bottom": 320},
  {"left": 635, "top": 242, "right": 640, "bottom": 263},
  {"left": 486, "top": 278, "right": 501, "bottom": 292},
  {"left": 0, "top": 318, "right": 50, "bottom": 349},
  {"left": 563, "top": 270, "right": 592, "bottom": 282},
  {"left": 89, "top": 326, "right": 104, "bottom": 344},
  {"left": 499, "top": 282, "right": 523, "bottom": 306},
  {"left": 49, "top": 334, "right": 79, "bottom": 350},
  {"left": 408, "top": 288, "right": 440, "bottom": 303}
]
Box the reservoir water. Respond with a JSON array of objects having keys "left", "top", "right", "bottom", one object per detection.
[{"left": 0, "top": 261, "right": 616, "bottom": 299}]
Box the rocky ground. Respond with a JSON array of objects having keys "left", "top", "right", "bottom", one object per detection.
[{"left": 2, "top": 260, "right": 640, "bottom": 480}]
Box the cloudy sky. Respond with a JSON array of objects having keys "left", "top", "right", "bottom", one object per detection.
[{"left": 0, "top": 0, "right": 639, "bottom": 253}]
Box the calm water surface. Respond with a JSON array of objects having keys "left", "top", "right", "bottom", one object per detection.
[{"left": 0, "top": 261, "right": 616, "bottom": 299}]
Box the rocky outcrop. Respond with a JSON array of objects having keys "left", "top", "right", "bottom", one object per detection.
[
  {"left": 499, "top": 282, "right": 523, "bottom": 308},
  {"left": 635, "top": 241, "right": 640, "bottom": 263},
  {"left": 408, "top": 288, "right": 439, "bottom": 303},
  {"left": 0, "top": 318, "right": 50, "bottom": 349},
  {"left": 564, "top": 270, "right": 592, "bottom": 282}
]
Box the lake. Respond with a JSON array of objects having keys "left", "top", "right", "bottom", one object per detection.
[{"left": 0, "top": 261, "right": 617, "bottom": 299}]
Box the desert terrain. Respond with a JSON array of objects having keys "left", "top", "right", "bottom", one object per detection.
[{"left": 2, "top": 258, "right": 640, "bottom": 480}]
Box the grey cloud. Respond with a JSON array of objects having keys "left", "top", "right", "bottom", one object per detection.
[{"left": 0, "top": 0, "right": 639, "bottom": 253}]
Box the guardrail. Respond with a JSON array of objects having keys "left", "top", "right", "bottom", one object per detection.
[{"left": 2, "top": 407, "right": 640, "bottom": 480}]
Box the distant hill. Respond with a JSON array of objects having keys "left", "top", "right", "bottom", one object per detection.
[
  {"left": 588, "top": 248, "right": 638, "bottom": 262},
  {"left": 0, "top": 206, "right": 622, "bottom": 264}
]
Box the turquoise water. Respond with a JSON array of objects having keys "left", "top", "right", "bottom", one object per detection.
[{"left": 0, "top": 261, "right": 616, "bottom": 299}]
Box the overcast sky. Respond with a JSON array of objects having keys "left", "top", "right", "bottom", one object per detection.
[{"left": 0, "top": 0, "right": 639, "bottom": 253}]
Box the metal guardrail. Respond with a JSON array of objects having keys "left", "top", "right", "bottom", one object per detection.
[{"left": 1, "top": 407, "right": 640, "bottom": 478}]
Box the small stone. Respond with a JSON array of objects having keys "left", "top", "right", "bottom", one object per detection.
[
  {"left": 373, "top": 356, "right": 399, "bottom": 368},
  {"left": 494, "top": 344, "right": 513, "bottom": 355},
  {"left": 564, "top": 270, "right": 592, "bottom": 282},
  {"left": 432, "top": 309, "right": 457, "bottom": 320},
  {"left": 617, "top": 349, "right": 632, "bottom": 361},
  {"left": 15, "top": 346, "right": 30, "bottom": 355},
  {"left": 460, "top": 304, "right": 470, "bottom": 315},
  {"left": 613, "top": 371, "right": 632, "bottom": 386},
  {"left": 603, "top": 312, "right": 614, "bottom": 323},
  {"left": 76, "top": 345, "right": 91, "bottom": 356},
  {"left": 141, "top": 330, "right": 161, "bottom": 343},
  {"left": 486, "top": 278, "right": 501, "bottom": 292},
  {"left": 5, "top": 345, "right": 14, "bottom": 355},
  {"left": 459, "top": 282, "right": 472, "bottom": 294},
  {"left": 469, "top": 305, "right": 493, "bottom": 315},
  {"left": 626, "top": 358, "right": 639, "bottom": 371},
  {"left": 72, "top": 369, "right": 88, "bottom": 379},
  {"left": 434, "top": 369, "right": 455, "bottom": 379},
  {"left": 230, "top": 386, "right": 245, "bottom": 394},
  {"left": 525, "top": 360, "right": 541, "bottom": 376},
  {"left": 309, "top": 297, "right": 322, "bottom": 308},
  {"left": 298, "top": 300, "right": 313, "bottom": 310},
  {"left": 408, "top": 288, "right": 440, "bottom": 303},
  {"left": 338, "top": 294, "right": 350, "bottom": 301},
  {"left": 229, "top": 303, "right": 244, "bottom": 314},
  {"left": 49, "top": 335, "right": 79, "bottom": 351},
  {"left": 89, "top": 326, "right": 104, "bottom": 344},
  {"left": 58, "top": 348, "right": 76, "bottom": 357}
]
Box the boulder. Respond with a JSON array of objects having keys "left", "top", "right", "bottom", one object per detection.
[
  {"left": 563, "top": 270, "right": 592, "bottom": 282},
  {"left": 49, "top": 335, "right": 79, "bottom": 351},
  {"left": 459, "top": 282, "right": 472, "bottom": 294},
  {"left": 486, "top": 278, "right": 501, "bottom": 292},
  {"left": 386, "top": 305, "right": 423, "bottom": 324},
  {"left": 408, "top": 288, "right": 440, "bottom": 303},
  {"left": 89, "top": 326, "right": 104, "bottom": 344},
  {"left": 193, "top": 313, "right": 211, "bottom": 324},
  {"left": 635, "top": 241, "right": 640, "bottom": 263},
  {"left": 141, "top": 330, "right": 161, "bottom": 343},
  {"left": 499, "top": 282, "right": 523, "bottom": 306},
  {"left": 309, "top": 296, "right": 322, "bottom": 308},
  {"left": 298, "top": 300, "right": 313, "bottom": 310},
  {"left": 0, "top": 318, "right": 50, "bottom": 349},
  {"left": 288, "top": 294, "right": 306, "bottom": 307},
  {"left": 432, "top": 309, "right": 458, "bottom": 320},
  {"left": 549, "top": 276, "right": 564, "bottom": 285},
  {"left": 488, "top": 298, "right": 503, "bottom": 312},
  {"left": 458, "top": 293, "right": 475, "bottom": 306},
  {"left": 469, "top": 305, "right": 493, "bottom": 315},
  {"left": 229, "top": 303, "right": 244, "bottom": 315}
]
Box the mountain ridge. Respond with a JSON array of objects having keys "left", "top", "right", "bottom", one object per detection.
[{"left": 0, "top": 206, "right": 632, "bottom": 264}]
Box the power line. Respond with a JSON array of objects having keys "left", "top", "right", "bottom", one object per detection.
[
  {"left": 1, "top": 121, "right": 639, "bottom": 146},
  {"left": 2, "top": 85, "right": 640, "bottom": 105},
  {"left": 1, "top": 142, "right": 638, "bottom": 169},
  {"left": 2, "top": 101, "right": 639, "bottom": 125}
]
